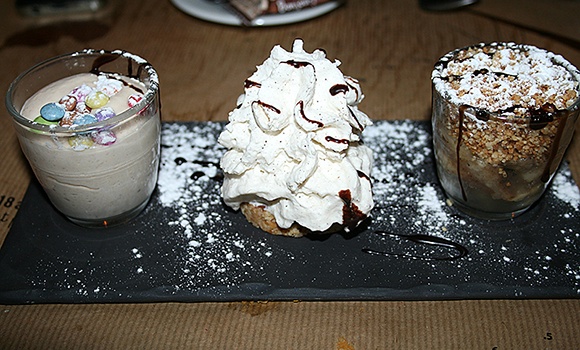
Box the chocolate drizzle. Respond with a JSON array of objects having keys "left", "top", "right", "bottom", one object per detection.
[
  {"left": 338, "top": 189, "right": 366, "bottom": 228},
  {"left": 456, "top": 105, "right": 469, "bottom": 201},
  {"left": 348, "top": 106, "right": 364, "bottom": 131},
  {"left": 282, "top": 60, "right": 312, "bottom": 69},
  {"left": 357, "top": 170, "right": 371, "bottom": 183},
  {"left": 255, "top": 100, "right": 281, "bottom": 114},
  {"left": 529, "top": 103, "right": 556, "bottom": 130},
  {"left": 363, "top": 231, "right": 468, "bottom": 261},
  {"left": 89, "top": 51, "right": 148, "bottom": 94},
  {"left": 472, "top": 68, "right": 517, "bottom": 79},
  {"left": 325, "top": 136, "right": 349, "bottom": 145},
  {"left": 297, "top": 100, "right": 324, "bottom": 128},
  {"left": 330, "top": 84, "right": 349, "bottom": 96},
  {"left": 173, "top": 157, "right": 223, "bottom": 182},
  {"left": 244, "top": 79, "right": 261, "bottom": 89},
  {"left": 541, "top": 113, "right": 568, "bottom": 182}
]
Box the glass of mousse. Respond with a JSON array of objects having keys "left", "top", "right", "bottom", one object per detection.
[
  {"left": 6, "top": 49, "right": 161, "bottom": 228},
  {"left": 431, "top": 42, "right": 580, "bottom": 220}
]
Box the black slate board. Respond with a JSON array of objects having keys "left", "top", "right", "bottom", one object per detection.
[{"left": 0, "top": 120, "right": 579, "bottom": 304}]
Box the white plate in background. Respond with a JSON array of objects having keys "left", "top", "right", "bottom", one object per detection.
[{"left": 171, "top": 0, "right": 342, "bottom": 26}]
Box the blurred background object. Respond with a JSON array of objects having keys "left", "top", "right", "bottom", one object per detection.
[
  {"left": 16, "top": 0, "right": 107, "bottom": 18},
  {"left": 419, "top": 0, "right": 479, "bottom": 11}
]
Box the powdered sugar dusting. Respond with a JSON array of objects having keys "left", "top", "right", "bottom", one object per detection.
[
  {"left": 155, "top": 122, "right": 293, "bottom": 290},
  {"left": 552, "top": 167, "right": 580, "bottom": 211},
  {"left": 432, "top": 42, "right": 580, "bottom": 114},
  {"left": 364, "top": 120, "right": 579, "bottom": 292}
]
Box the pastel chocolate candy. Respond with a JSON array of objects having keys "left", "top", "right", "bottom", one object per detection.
[{"left": 40, "top": 103, "right": 65, "bottom": 121}]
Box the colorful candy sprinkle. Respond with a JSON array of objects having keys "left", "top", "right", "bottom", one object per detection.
[
  {"left": 69, "top": 84, "right": 93, "bottom": 102},
  {"left": 96, "top": 76, "right": 123, "bottom": 96},
  {"left": 94, "top": 107, "right": 116, "bottom": 122},
  {"left": 33, "top": 116, "right": 59, "bottom": 126},
  {"left": 85, "top": 91, "right": 110, "bottom": 109},
  {"left": 59, "top": 113, "right": 77, "bottom": 127},
  {"left": 68, "top": 135, "right": 94, "bottom": 150},
  {"left": 40, "top": 103, "right": 65, "bottom": 121},
  {"left": 36, "top": 72, "right": 143, "bottom": 149},
  {"left": 127, "top": 94, "right": 143, "bottom": 108},
  {"left": 92, "top": 129, "right": 117, "bottom": 145},
  {"left": 58, "top": 95, "right": 77, "bottom": 111},
  {"left": 72, "top": 114, "right": 98, "bottom": 126}
]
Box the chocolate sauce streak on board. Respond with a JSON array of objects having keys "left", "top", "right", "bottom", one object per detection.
[
  {"left": 174, "top": 157, "right": 222, "bottom": 181},
  {"left": 325, "top": 136, "right": 349, "bottom": 145},
  {"left": 282, "top": 60, "right": 312, "bottom": 69},
  {"left": 173, "top": 157, "right": 220, "bottom": 168},
  {"left": 297, "top": 100, "right": 324, "bottom": 128},
  {"left": 338, "top": 189, "right": 366, "bottom": 228},
  {"left": 362, "top": 231, "right": 468, "bottom": 261},
  {"left": 330, "top": 84, "right": 349, "bottom": 96},
  {"left": 192, "top": 159, "right": 220, "bottom": 168}
]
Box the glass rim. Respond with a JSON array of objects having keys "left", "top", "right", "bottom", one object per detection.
[
  {"left": 5, "top": 49, "right": 160, "bottom": 134},
  {"left": 431, "top": 42, "right": 580, "bottom": 121}
]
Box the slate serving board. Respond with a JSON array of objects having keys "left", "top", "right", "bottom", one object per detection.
[{"left": 0, "top": 120, "right": 579, "bottom": 304}]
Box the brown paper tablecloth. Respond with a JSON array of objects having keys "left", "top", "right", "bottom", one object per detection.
[{"left": 0, "top": 0, "right": 579, "bottom": 348}]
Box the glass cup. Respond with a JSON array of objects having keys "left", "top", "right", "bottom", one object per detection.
[
  {"left": 431, "top": 43, "right": 580, "bottom": 220},
  {"left": 6, "top": 50, "right": 161, "bottom": 228}
]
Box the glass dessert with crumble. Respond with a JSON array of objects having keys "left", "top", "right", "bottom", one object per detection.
[{"left": 432, "top": 42, "right": 580, "bottom": 220}]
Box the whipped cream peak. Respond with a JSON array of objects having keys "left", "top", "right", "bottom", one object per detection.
[{"left": 219, "top": 39, "right": 373, "bottom": 233}]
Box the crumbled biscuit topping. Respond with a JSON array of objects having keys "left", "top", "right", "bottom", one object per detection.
[
  {"left": 433, "top": 42, "right": 580, "bottom": 117},
  {"left": 432, "top": 43, "right": 580, "bottom": 166}
]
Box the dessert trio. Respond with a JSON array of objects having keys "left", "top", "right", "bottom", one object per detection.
[{"left": 6, "top": 39, "right": 580, "bottom": 231}]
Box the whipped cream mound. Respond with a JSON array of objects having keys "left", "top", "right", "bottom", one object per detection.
[
  {"left": 219, "top": 39, "right": 374, "bottom": 233},
  {"left": 432, "top": 42, "right": 580, "bottom": 116}
]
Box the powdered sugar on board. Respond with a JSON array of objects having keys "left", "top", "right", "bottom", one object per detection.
[
  {"left": 4, "top": 121, "right": 579, "bottom": 303},
  {"left": 364, "top": 121, "right": 580, "bottom": 294},
  {"left": 154, "top": 122, "right": 295, "bottom": 290},
  {"left": 150, "top": 121, "right": 580, "bottom": 296}
]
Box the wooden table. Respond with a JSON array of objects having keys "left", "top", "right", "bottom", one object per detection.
[{"left": 1, "top": 0, "right": 579, "bottom": 348}]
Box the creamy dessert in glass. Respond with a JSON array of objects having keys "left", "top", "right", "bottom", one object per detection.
[
  {"left": 219, "top": 39, "right": 374, "bottom": 237},
  {"left": 6, "top": 50, "right": 161, "bottom": 228},
  {"left": 432, "top": 42, "right": 580, "bottom": 220}
]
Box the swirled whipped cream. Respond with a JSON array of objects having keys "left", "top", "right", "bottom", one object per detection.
[{"left": 219, "top": 39, "right": 374, "bottom": 232}]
